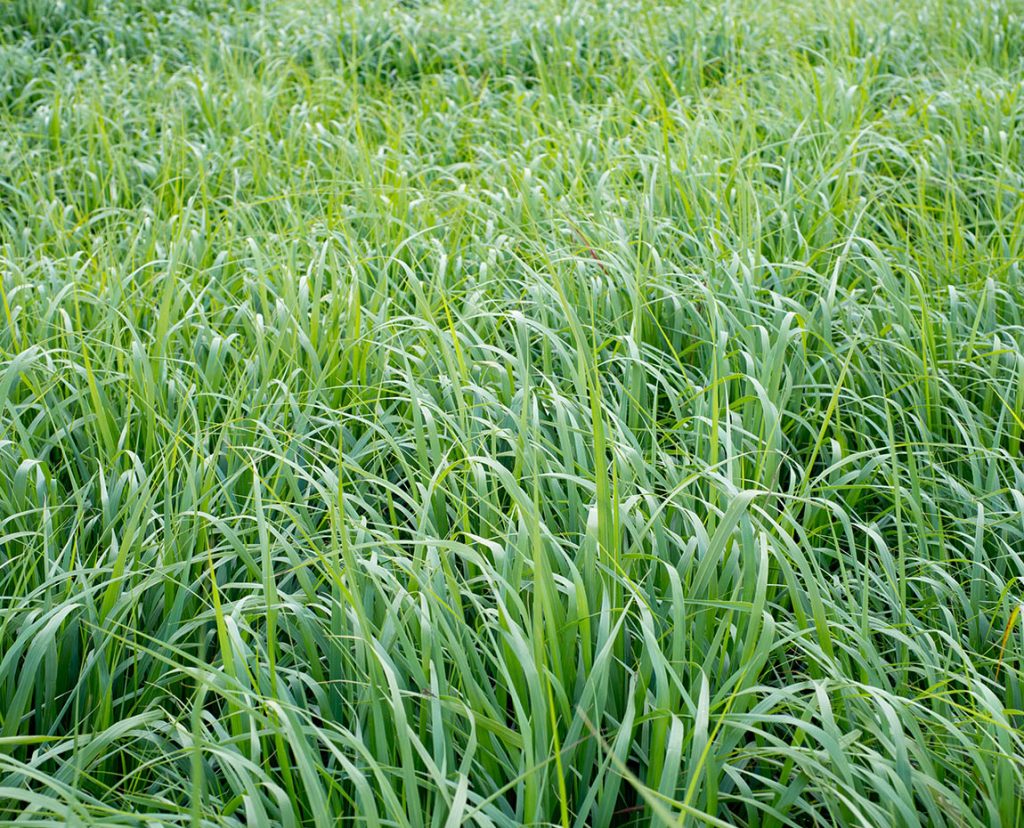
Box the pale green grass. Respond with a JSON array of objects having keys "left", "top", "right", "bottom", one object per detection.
[{"left": 1, "top": 0, "right": 1024, "bottom": 825}]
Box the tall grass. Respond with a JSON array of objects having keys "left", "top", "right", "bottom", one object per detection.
[{"left": 1, "top": 0, "right": 1023, "bottom": 824}]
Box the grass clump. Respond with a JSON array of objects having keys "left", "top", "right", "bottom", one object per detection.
[{"left": 1, "top": 0, "right": 1024, "bottom": 825}]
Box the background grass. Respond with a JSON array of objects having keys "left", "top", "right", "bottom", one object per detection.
[{"left": 1, "top": 0, "right": 1024, "bottom": 824}]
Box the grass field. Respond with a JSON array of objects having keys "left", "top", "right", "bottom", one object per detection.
[{"left": 2, "top": 0, "right": 1024, "bottom": 825}]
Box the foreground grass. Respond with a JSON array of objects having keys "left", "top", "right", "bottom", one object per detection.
[{"left": 1, "top": 0, "right": 1024, "bottom": 824}]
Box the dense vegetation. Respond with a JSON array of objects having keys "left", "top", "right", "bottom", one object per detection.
[{"left": 1, "top": 0, "right": 1024, "bottom": 824}]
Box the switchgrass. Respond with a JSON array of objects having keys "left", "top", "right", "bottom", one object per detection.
[{"left": 1, "top": 0, "right": 1024, "bottom": 824}]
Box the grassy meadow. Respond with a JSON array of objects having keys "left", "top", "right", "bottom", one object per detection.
[{"left": 2, "top": 0, "right": 1024, "bottom": 824}]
